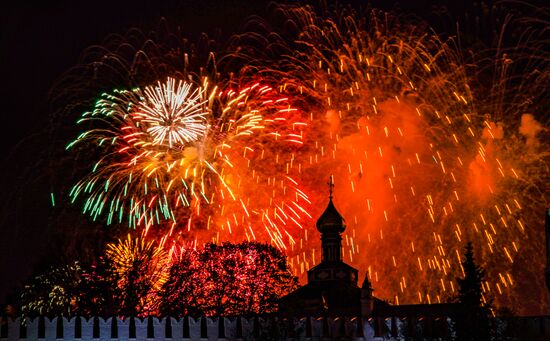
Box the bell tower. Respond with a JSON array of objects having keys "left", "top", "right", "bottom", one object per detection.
[
  {"left": 307, "top": 176, "right": 358, "bottom": 284},
  {"left": 317, "top": 175, "right": 346, "bottom": 262},
  {"left": 279, "top": 176, "right": 378, "bottom": 317}
]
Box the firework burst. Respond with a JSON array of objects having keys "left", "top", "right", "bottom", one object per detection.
[
  {"left": 55, "top": 4, "right": 549, "bottom": 315},
  {"left": 136, "top": 78, "right": 208, "bottom": 148},
  {"left": 67, "top": 73, "right": 310, "bottom": 249},
  {"left": 233, "top": 4, "right": 549, "bottom": 313}
]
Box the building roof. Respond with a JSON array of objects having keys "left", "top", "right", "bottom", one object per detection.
[
  {"left": 316, "top": 198, "right": 346, "bottom": 234},
  {"left": 279, "top": 279, "right": 390, "bottom": 317}
]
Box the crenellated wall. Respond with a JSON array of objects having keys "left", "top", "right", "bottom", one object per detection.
[
  {"left": 0, "top": 316, "right": 405, "bottom": 340},
  {"left": 0, "top": 315, "right": 549, "bottom": 340}
]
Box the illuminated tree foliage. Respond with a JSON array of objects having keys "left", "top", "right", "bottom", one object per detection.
[
  {"left": 19, "top": 260, "right": 119, "bottom": 317},
  {"left": 20, "top": 262, "right": 83, "bottom": 318},
  {"left": 159, "top": 242, "right": 299, "bottom": 316},
  {"left": 19, "top": 240, "right": 295, "bottom": 317},
  {"left": 105, "top": 235, "right": 169, "bottom": 317}
]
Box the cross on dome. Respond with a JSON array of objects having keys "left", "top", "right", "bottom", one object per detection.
[
  {"left": 328, "top": 174, "right": 335, "bottom": 199},
  {"left": 316, "top": 176, "right": 346, "bottom": 234}
]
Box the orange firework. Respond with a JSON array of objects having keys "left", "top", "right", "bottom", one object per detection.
[
  {"left": 55, "top": 5, "right": 549, "bottom": 315},
  {"left": 233, "top": 4, "right": 549, "bottom": 314}
]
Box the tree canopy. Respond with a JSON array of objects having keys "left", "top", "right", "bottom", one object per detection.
[
  {"left": 158, "top": 242, "right": 299, "bottom": 316},
  {"left": 18, "top": 238, "right": 298, "bottom": 317}
]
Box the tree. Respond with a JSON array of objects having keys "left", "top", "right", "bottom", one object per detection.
[
  {"left": 157, "top": 247, "right": 204, "bottom": 316},
  {"left": 19, "top": 259, "right": 120, "bottom": 318},
  {"left": 19, "top": 239, "right": 297, "bottom": 318},
  {"left": 455, "top": 242, "right": 492, "bottom": 341},
  {"left": 158, "top": 241, "right": 299, "bottom": 316},
  {"left": 77, "top": 257, "right": 121, "bottom": 317},
  {"left": 105, "top": 234, "right": 169, "bottom": 317},
  {"left": 20, "top": 261, "right": 83, "bottom": 318},
  {"left": 18, "top": 234, "right": 168, "bottom": 318}
]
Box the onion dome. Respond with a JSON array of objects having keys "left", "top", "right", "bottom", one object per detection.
[
  {"left": 316, "top": 198, "right": 346, "bottom": 234},
  {"left": 316, "top": 176, "right": 346, "bottom": 234}
]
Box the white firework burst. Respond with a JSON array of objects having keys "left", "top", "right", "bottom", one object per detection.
[{"left": 134, "top": 78, "right": 208, "bottom": 148}]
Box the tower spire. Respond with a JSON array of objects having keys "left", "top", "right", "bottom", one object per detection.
[{"left": 316, "top": 176, "right": 346, "bottom": 262}]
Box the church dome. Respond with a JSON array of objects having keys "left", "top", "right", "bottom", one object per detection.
[{"left": 316, "top": 198, "right": 346, "bottom": 234}]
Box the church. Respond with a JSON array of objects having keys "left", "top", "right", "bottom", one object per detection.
[
  {"left": 279, "top": 177, "right": 385, "bottom": 317},
  {"left": 279, "top": 177, "right": 459, "bottom": 336}
]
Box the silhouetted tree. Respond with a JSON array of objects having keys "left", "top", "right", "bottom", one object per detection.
[
  {"left": 18, "top": 259, "right": 120, "bottom": 318},
  {"left": 19, "top": 261, "right": 83, "bottom": 318},
  {"left": 19, "top": 240, "right": 297, "bottom": 318},
  {"left": 77, "top": 257, "right": 120, "bottom": 316},
  {"left": 455, "top": 242, "right": 492, "bottom": 341},
  {"left": 105, "top": 234, "right": 169, "bottom": 317}
]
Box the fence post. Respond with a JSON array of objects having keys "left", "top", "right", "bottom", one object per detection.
[
  {"left": 117, "top": 318, "right": 129, "bottom": 341},
  {"left": 293, "top": 317, "right": 305, "bottom": 339},
  {"left": 310, "top": 317, "right": 322, "bottom": 337},
  {"left": 188, "top": 317, "right": 201, "bottom": 341},
  {"left": 135, "top": 318, "right": 147, "bottom": 341},
  {"left": 80, "top": 317, "right": 94, "bottom": 341},
  {"left": 170, "top": 318, "right": 183, "bottom": 340},
  {"left": 152, "top": 318, "right": 165, "bottom": 341},
  {"left": 206, "top": 317, "right": 218, "bottom": 341},
  {"left": 223, "top": 317, "right": 237, "bottom": 339},
  {"left": 331, "top": 317, "right": 347, "bottom": 337},
  {"left": 99, "top": 317, "right": 112, "bottom": 341},
  {"left": 6, "top": 318, "right": 20, "bottom": 341},
  {"left": 362, "top": 317, "right": 375, "bottom": 339},
  {"left": 63, "top": 317, "right": 75, "bottom": 340},
  {"left": 343, "top": 317, "right": 356, "bottom": 337},
  {"left": 240, "top": 317, "right": 254, "bottom": 339},
  {"left": 44, "top": 317, "right": 57, "bottom": 341}
]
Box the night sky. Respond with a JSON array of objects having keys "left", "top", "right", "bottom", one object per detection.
[
  {"left": 1, "top": 0, "right": 277, "bottom": 305},
  {"left": 1, "top": 0, "right": 547, "bottom": 311}
]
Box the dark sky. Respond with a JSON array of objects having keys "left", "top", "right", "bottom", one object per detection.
[
  {"left": 1, "top": 0, "right": 541, "bottom": 306},
  {"left": 0, "top": 0, "right": 280, "bottom": 304}
]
